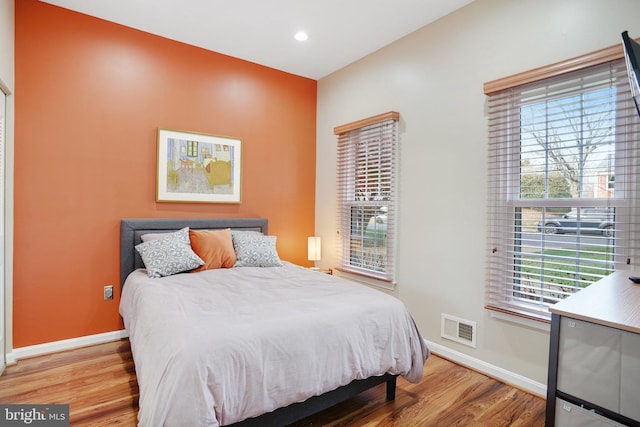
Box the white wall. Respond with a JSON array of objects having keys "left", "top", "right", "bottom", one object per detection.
[
  {"left": 316, "top": 0, "right": 640, "bottom": 385},
  {"left": 0, "top": 0, "right": 14, "bottom": 359},
  {"left": 0, "top": 1, "right": 13, "bottom": 88}
]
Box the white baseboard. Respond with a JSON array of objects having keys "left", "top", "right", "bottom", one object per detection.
[
  {"left": 7, "top": 329, "right": 129, "bottom": 365},
  {"left": 425, "top": 339, "right": 547, "bottom": 398}
]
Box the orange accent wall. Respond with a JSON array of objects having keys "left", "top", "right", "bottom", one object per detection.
[{"left": 14, "top": 0, "right": 317, "bottom": 347}]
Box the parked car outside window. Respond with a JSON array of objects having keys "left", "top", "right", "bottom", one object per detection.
[
  {"left": 537, "top": 208, "right": 614, "bottom": 237},
  {"left": 365, "top": 208, "right": 387, "bottom": 242}
]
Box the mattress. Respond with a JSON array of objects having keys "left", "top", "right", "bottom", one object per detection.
[{"left": 120, "top": 262, "right": 428, "bottom": 426}]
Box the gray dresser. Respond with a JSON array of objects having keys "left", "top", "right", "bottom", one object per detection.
[{"left": 546, "top": 271, "right": 640, "bottom": 426}]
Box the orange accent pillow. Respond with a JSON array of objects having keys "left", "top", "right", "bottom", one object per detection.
[{"left": 188, "top": 228, "right": 237, "bottom": 272}]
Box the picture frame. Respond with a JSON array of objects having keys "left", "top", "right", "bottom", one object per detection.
[{"left": 156, "top": 128, "right": 242, "bottom": 203}]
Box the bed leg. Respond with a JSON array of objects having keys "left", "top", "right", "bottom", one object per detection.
[{"left": 386, "top": 376, "right": 397, "bottom": 401}]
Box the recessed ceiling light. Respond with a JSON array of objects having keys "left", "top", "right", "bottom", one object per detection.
[{"left": 294, "top": 31, "right": 308, "bottom": 41}]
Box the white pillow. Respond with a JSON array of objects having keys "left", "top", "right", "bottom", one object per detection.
[
  {"left": 140, "top": 232, "right": 170, "bottom": 242},
  {"left": 135, "top": 227, "right": 204, "bottom": 278},
  {"left": 231, "top": 231, "right": 283, "bottom": 267}
]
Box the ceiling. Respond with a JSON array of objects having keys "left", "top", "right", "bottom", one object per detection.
[{"left": 40, "top": 0, "right": 473, "bottom": 80}]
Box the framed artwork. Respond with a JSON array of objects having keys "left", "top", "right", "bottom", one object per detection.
[{"left": 156, "top": 128, "right": 242, "bottom": 203}]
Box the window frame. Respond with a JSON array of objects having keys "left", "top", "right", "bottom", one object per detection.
[
  {"left": 334, "top": 111, "right": 399, "bottom": 286},
  {"left": 484, "top": 44, "right": 640, "bottom": 322}
]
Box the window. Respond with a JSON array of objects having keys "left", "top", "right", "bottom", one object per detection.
[
  {"left": 334, "top": 111, "right": 399, "bottom": 284},
  {"left": 187, "top": 140, "right": 198, "bottom": 157},
  {"left": 485, "top": 54, "right": 640, "bottom": 321}
]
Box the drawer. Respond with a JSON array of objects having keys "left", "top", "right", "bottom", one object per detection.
[
  {"left": 621, "top": 329, "right": 640, "bottom": 420},
  {"left": 555, "top": 399, "right": 626, "bottom": 427},
  {"left": 557, "top": 317, "right": 621, "bottom": 413}
]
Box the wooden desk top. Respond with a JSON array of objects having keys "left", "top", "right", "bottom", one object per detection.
[{"left": 550, "top": 271, "right": 640, "bottom": 334}]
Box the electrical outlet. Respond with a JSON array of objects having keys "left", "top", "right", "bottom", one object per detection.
[{"left": 104, "top": 285, "right": 114, "bottom": 301}]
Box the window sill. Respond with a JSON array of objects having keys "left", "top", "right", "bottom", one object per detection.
[
  {"left": 333, "top": 267, "right": 395, "bottom": 291},
  {"left": 488, "top": 309, "right": 551, "bottom": 332}
]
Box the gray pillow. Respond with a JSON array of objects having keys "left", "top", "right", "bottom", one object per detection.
[
  {"left": 232, "top": 231, "right": 283, "bottom": 267},
  {"left": 135, "top": 227, "right": 204, "bottom": 278}
]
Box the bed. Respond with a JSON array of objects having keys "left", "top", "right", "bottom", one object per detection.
[
  {"left": 202, "top": 158, "right": 232, "bottom": 188},
  {"left": 119, "top": 218, "right": 428, "bottom": 427}
]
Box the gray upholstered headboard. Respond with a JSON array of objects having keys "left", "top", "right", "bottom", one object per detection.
[{"left": 120, "top": 218, "right": 268, "bottom": 287}]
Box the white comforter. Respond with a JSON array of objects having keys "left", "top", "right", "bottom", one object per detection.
[{"left": 120, "top": 262, "right": 428, "bottom": 427}]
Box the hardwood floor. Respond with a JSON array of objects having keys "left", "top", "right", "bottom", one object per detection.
[
  {"left": 0, "top": 339, "right": 546, "bottom": 426},
  {"left": 0, "top": 340, "right": 138, "bottom": 426}
]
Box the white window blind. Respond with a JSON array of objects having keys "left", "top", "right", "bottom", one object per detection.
[
  {"left": 335, "top": 111, "right": 399, "bottom": 283},
  {"left": 486, "top": 59, "right": 640, "bottom": 321}
]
